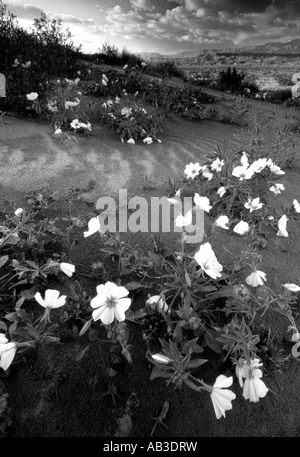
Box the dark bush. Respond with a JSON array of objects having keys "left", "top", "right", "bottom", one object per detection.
[
  {"left": 144, "top": 61, "right": 185, "bottom": 80},
  {"left": 217, "top": 67, "right": 245, "bottom": 92},
  {"left": 0, "top": 5, "right": 81, "bottom": 112}
]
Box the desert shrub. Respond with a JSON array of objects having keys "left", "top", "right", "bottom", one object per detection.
[
  {"left": 217, "top": 67, "right": 246, "bottom": 92},
  {"left": 221, "top": 96, "right": 250, "bottom": 126},
  {"left": 144, "top": 61, "right": 185, "bottom": 80},
  {"left": 98, "top": 94, "right": 165, "bottom": 143},
  {"left": 240, "top": 81, "right": 259, "bottom": 95},
  {"left": 185, "top": 71, "right": 215, "bottom": 87},
  {"left": 266, "top": 88, "right": 292, "bottom": 103},
  {"left": 97, "top": 41, "right": 120, "bottom": 65},
  {"left": 120, "top": 48, "right": 143, "bottom": 67},
  {"left": 238, "top": 111, "right": 296, "bottom": 169}
]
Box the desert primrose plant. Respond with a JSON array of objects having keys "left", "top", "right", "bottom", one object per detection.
[{"left": 98, "top": 92, "right": 164, "bottom": 143}]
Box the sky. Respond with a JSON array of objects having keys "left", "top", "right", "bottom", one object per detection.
[{"left": 2, "top": 0, "right": 300, "bottom": 55}]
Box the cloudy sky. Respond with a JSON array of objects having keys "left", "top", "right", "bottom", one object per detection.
[{"left": 3, "top": 0, "right": 300, "bottom": 55}]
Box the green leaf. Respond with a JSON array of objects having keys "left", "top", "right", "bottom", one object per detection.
[
  {"left": 0, "top": 321, "right": 7, "bottom": 332},
  {"left": 204, "top": 329, "right": 223, "bottom": 355},
  {"left": 79, "top": 318, "right": 92, "bottom": 336},
  {"left": 74, "top": 280, "right": 82, "bottom": 296},
  {"left": 147, "top": 251, "right": 163, "bottom": 267},
  {"left": 187, "top": 358, "right": 208, "bottom": 369},
  {"left": 185, "top": 272, "right": 191, "bottom": 287},
  {"left": 75, "top": 345, "right": 90, "bottom": 362},
  {"left": 150, "top": 365, "right": 172, "bottom": 381},
  {"left": 0, "top": 256, "right": 9, "bottom": 269},
  {"left": 4, "top": 312, "right": 18, "bottom": 322},
  {"left": 181, "top": 337, "right": 201, "bottom": 355},
  {"left": 123, "top": 281, "right": 148, "bottom": 291}
]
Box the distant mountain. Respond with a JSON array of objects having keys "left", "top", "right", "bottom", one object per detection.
[
  {"left": 232, "top": 39, "right": 300, "bottom": 54},
  {"left": 139, "top": 39, "right": 300, "bottom": 60}
]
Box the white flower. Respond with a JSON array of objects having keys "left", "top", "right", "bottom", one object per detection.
[
  {"left": 102, "top": 79, "right": 108, "bottom": 86},
  {"left": 246, "top": 270, "right": 267, "bottom": 287},
  {"left": 141, "top": 62, "right": 147, "bottom": 67},
  {"left": 54, "top": 128, "right": 62, "bottom": 135},
  {"left": 175, "top": 210, "right": 192, "bottom": 228},
  {"left": 292, "top": 72, "right": 300, "bottom": 84},
  {"left": 240, "top": 152, "right": 249, "bottom": 166},
  {"left": 184, "top": 162, "right": 202, "bottom": 179},
  {"left": 269, "top": 184, "right": 285, "bottom": 195},
  {"left": 47, "top": 100, "right": 58, "bottom": 112},
  {"left": 201, "top": 165, "right": 213, "bottom": 181},
  {"left": 79, "top": 121, "right": 92, "bottom": 131},
  {"left": 194, "top": 242, "right": 223, "bottom": 279},
  {"left": 210, "top": 375, "right": 236, "bottom": 419},
  {"left": 143, "top": 137, "right": 153, "bottom": 145},
  {"left": 84, "top": 217, "right": 102, "bottom": 238},
  {"left": 102, "top": 74, "right": 109, "bottom": 82},
  {"left": 26, "top": 92, "right": 38, "bottom": 101},
  {"left": 34, "top": 289, "right": 66, "bottom": 310},
  {"left": 91, "top": 281, "right": 131, "bottom": 325},
  {"left": 211, "top": 158, "right": 224, "bottom": 172},
  {"left": 115, "top": 96, "right": 121, "bottom": 104},
  {"left": 233, "top": 221, "right": 250, "bottom": 235},
  {"left": 232, "top": 165, "right": 254, "bottom": 181},
  {"left": 22, "top": 61, "right": 31, "bottom": 68},
  {"left": 123, "top": 64, "right": 128, "bottom": 70},
  {"left": 12, "top": 58, "right": 20, "bottom": 67},
  {"left": 215, "top": 215, "right": 230, "bottom": 230},
  {"left": 282, "top": 283, "right": 300, "bottom": 292},
  {"left": 127, "top": 138, "right": 135, "bottom": 144},
  {"left": 0, "top": 334, "right": 17, "bottom": 371},
  {"left": 248, "top": 158, "right": 268, "bottom": 174},
  {"left": 293, "top": 199, "right": 300, "bottom": 213},
  {"left": 146, "top": 295, "right": 170, "bottom": 315},
  {"left": 244, "top": 197, "right": 264, "bottom": 213},
  {"left": 167, "top": 196, "right": 181, "bottom": 205},
  {"left": 235, "top": 358, "right": 248, "bottom": 387},
  {"left": 217, "top": 186, "right": 226, "bottom": 198},
  {"left": 121, "top": 107, "right": 132, "bottom": 116},
  {"left": 152, "top": 354, "right": 172, "bottom": 365},
  {"left": 60, "top": 262, "right": 75, "bottom": 277},
  {"left": 276, "top": 214, "right": 288, "bottom": 237},
  {"left": 65, "top": 98, "right": 80, "bottom": 109},
  {"left": 267, "top": 159, "right": 285, "bottom": 175},
  {"left": 242, "top": 358, "right": 269, "bottom": 403},
  {"left": 193, "top": 194, "right": 212, "bottom": 213},
  {"left": 14, "top": 208, "right": 23, "bottom": 216},
  {"left": 70, "top": 119, "right": 81, "bottom": 129},
  {"left": 156, "top": 139, "right": 162, "bottom": 143},
  {"left": 292, "top": 83, "right": 300, "bottom": 98}
]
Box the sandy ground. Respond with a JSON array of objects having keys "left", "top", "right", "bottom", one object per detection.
[{"left": 0, "top": 114, "right": 241, "bottom": 204}]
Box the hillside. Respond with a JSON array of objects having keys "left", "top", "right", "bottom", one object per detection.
[{"left": 139, "top": 39, "right": 300, "bottom": 61}]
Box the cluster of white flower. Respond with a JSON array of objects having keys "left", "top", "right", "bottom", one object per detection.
[
  {"left": 291, "top": 72, "right": 300, "bottom": 98},
  {"left": 26, "top": 92, "right": 38, "bottom": 101},
  {"left": 70, "top": 118, "right": 92, "bottom": 131},
  {"left": 47, "top": 100, "right": 58, "bottom": 113},
  {"left": 65, "top": 97, "right": 80, "bottom": 110},
  {"left": 102, "top": 73, "right": 109, "bottom": 86},
  {"left": 12, "top": 59, "right": 31, "bottom": 68}
]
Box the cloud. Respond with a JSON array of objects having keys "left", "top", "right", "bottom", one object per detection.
[
  {"left": 129, "top": 0, "right": 155, "bottom": 11},
  {"left": 3, "top": 0, "right": 44, "bottom": 20},
  {"left": 49, "top": 13, "right": 98, "bottom": 27}
]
